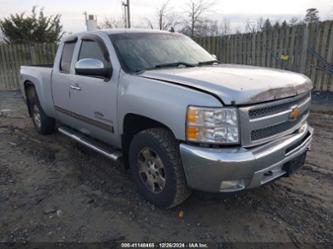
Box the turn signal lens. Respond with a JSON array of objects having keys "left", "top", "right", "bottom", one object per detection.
[
  {"left": 187, "top": 108, "right": 198, "bottom": 124},
  {"left": 187, "top": 127, "right": 199, "bottom": 140}
]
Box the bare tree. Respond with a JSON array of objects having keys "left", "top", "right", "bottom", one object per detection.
[
  {"left": 157, "top": 1, "right": 169, "bottom": 29},
  {"left": 245, "top": 17, "right": 279, "bottom": 33},
  {"left": 142, "top": 1, "right": 180, "bottom": 31},
  {"left": 144, "top": 17, "right": 155, "bottom": 29},
  {"left": 157, "top": 0, "right": 170, "bottom": 30},
  {"left": 195, "top": 19, "right": 219, "bottom": 36},
  {"left": 244, "top": 19, "right": 256, "bottom": 33},
  {"left": 183, "top": 0, "right": 215, "bottom": 37},
  {"left": 256, "top": 17, "right": 265, "bottom": 31},
  {"left": 220, "top": 18, "right": 231, "bottom": 35},
  {"left": 245, "top": 17, "right": 269, "bottom": 33},
  {"left": 155, "top": 1, "right": 181, "bottom": 31},
  {"left": 289, "top": 17, "right": 300, "bottom": 26},
  {"left": 99, "top": 17, "right": 124, "bottom": 29},
  {"left": 235, "top": 28, "right": 241, "bottom": 34}
]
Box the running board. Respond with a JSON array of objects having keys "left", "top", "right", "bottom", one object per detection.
[{"left": 58, "top": 127, "right": 122, "bottom": 161}]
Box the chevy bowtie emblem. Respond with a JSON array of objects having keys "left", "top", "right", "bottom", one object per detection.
[{"left": 290, "top": 106, "right": 301, "bottom": 121}]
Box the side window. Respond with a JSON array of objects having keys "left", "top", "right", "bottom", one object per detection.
[
  {"left": 60, "top": 42, "right": 75, "bottom": 73},
  {"left": 78, "top": 40, "right": 107, "bottom": 65}
]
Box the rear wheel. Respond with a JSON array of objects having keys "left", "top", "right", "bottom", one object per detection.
[
  {"left": 26, "top": 86, "right": 56, "bottom": 135},
  {"left": 129, "top": 128, "right": 191, "bottom": 208}
]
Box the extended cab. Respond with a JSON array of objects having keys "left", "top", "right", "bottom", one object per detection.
[{"left": 20, "top": 30, "right": 313, "bottom": 208}]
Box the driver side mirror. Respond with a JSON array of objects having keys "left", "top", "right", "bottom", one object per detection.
[{"left": 75, "top": 58, "right": 112, "bottom": 78}]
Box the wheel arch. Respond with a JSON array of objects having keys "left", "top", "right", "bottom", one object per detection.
[
  {"left": 24, "top": 80, "right": 36, "bottom": 116},
  {"left": 122, "top": 113, "right": 177, "bottom": 157}
]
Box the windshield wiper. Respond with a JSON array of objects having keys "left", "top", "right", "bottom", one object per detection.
[
  {"left": 197, "top": 60, "right": 220, "bottom": 66},
  {"left": 152, "top": 62, "right": 196, "bottom": 69},
  {"left": 137, "top": 60, "right": 217, "bottom": 73}
]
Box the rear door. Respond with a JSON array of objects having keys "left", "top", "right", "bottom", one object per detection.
[
  {"left": 51, "top": 38, "right": 77, "bottom": 124},
  {"left": 68, "top": 35, "right": 118, "bottom": 145}
]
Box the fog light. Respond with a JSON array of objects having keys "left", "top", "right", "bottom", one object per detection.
[{"left": 219, "top": 180, "right": 245, "bottom": 192}]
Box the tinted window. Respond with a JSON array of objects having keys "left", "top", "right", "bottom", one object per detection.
[
  {"left": 60, "top": 42, "right": 75, "bottom": 73},
  {"left": 78, "top": 40, "right": 107, "bottom": 65}
]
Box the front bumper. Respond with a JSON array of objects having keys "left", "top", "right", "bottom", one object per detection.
[{"left": 179, "top": 122, "right": 313, "bottom": 192}]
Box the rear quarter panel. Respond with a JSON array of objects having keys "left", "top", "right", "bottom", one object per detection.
[{"left": 20, "top": 66, "right": 56, "bottom": 117}]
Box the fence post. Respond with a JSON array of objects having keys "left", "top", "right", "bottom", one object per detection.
[
  {"left": 247, "top": 33, "right": 251, "bottom": 65},
  {"left": 288, "top": 26, "right": 296, "bottom": 71},
  {"left": 300, "top": 24, "right": 309, "bottom": 74},
  {"left": 9, "top": 44, "right": 19, "bottom": 89},
  {"left": 325, "top": 22, "right": 333, "bottom": 91},
  {"left": 7, "top": 45, "right": 17, "bottom": 89},
  {"left": 3, "top": 44, "right": 12, "bottom": 89},
  {"left": 228, "top": 35, "right": 234, "bottom": 63},
  {"left": 251, "top": 33, "right": 256, "bottom": 65},
  {"left": 29, "top": 44, "right": 37, "bottom": 65},
  {"left": 310, "top": 23, "right": 322, "bottom": 89},
  {"left": 262, "top": 31, "right": 267, "bottom": 67},
  {"left": 318, "top": 21, "right": 331, "bottom": 91},
  {"left": 0, "top": 45, "right": 9, "bottom": 90}
]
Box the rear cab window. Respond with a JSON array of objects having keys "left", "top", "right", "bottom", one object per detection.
[{"left": 60, "top": 42, "right": 76, "bottom": 73}]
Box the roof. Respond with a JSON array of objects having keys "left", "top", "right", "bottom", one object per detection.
[
  {"left": 102, "top": 28, "right": 172, "bottom": 35},
  {"left": 61, "top": 28, "right": 174, "bottom": 42}
]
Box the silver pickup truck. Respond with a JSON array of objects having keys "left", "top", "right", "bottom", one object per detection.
[{"left": 20, "top": 29, "right": 313, "bottom": 208}]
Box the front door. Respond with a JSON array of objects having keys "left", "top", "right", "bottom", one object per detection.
[{"left": 69, "top": 36, "right": 118, "bottom": 145}]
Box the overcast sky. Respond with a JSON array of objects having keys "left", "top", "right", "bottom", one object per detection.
[{"left": 1, "top": 0, "right": 333, "bottom": 33}]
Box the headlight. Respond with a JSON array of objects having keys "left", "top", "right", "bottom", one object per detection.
[{"left": 186, "top": 106, "right": 239, "bottom": 144}]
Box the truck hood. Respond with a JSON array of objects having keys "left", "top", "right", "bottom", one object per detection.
[{"left": 140, "top": 64, "right": 313, "bottom": 105}]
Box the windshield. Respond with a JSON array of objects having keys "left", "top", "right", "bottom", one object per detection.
[{"left": 110, "top": 32, "right": 215, "bottom": 73}]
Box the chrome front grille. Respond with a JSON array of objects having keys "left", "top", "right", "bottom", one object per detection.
[
  {"left": 248, "top": 93, "right": 310, "bottom": 119},
  {"left": 239, "top": 92, "right": 311, "bottom": 147},
  {"left": 251, "top": 111, "right": 309, "bottom": 141}
]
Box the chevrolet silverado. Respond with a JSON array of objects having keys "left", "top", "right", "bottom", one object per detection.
[{"left": 20, "top": 29, "right": 313, "bottom": 208}]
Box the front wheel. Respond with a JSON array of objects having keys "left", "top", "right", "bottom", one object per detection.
[{"left": 129, "top": 128, "right": 191, "bottom": 208}]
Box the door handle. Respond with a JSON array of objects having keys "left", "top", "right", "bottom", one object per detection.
[{"left": 70, "top": 84, "right": 81, "bottom": 91}]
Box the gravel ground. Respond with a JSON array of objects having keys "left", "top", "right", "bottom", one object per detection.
[{"left": 0, "top": 91, "right": 332, "bottom": 248}]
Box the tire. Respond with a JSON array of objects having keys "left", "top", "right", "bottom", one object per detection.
[
  {"left": 129, "top": 128, "right": 191, "bottom": 208},
  {"left": 26, "top": 86, "right": 56, "bottom": 135}
]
